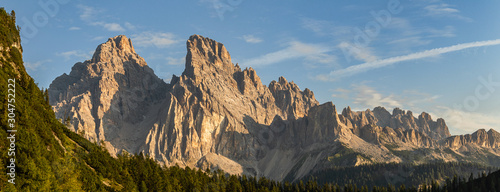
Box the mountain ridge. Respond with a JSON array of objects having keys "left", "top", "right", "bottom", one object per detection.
[{"left": 48, "top": 34, "right": 500, "bottom": 181}]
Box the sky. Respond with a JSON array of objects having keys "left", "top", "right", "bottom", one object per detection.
[{"left": 3, "top": 0, "right": 500, "bottom": 135}]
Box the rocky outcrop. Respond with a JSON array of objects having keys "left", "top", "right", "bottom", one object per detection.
[
  {"left": 445, "top": 129, "right": 500, "bottom": 149},
  {"left": 340, "top": 106, "right": 450, "bottom": 144},
  {"left": 49, "top": 34, "right": 500, "bottom": 182},
  {"left": 268, "top": 76, "right": 319, "bottom": 120}
]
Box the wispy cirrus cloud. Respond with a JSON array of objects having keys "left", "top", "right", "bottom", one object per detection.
[
  {"left": 434, "top": 106, "right": 500, "bottom": 135},
  {"left": 57, "top": 50, "right": 92, "bottom": 61},
  {"left": 386, "top": 17, "right": 455, "bottom": 47},
  {"left": 425, "top": 4, "right": 459, "bottom": 15},
  {"left": 300, "top": 17, "right": 351, "bottom": 38},
  {"left": 241, "top": 35, "right": 262, "bottom": 43},
  {"left": 77, "top": 5, "right": 126, "bottom": 32},
  {"left": 426, "top": 25, "right": 456, "bottom": 38},
  {"left": 423, "top": 3, "right": 472, "bottom": 22},
  {"left": 388, "top": 36, "right": 432, "bottom": 46},
  {"left": 338, "top": 42, "right": 378, "bottom": 63},
  {"left": 352, "top": 84, "right": 403, "bottom": 109},
  {"left": 131, "top": 32, "right": 180, "bottom": 48},
  {"left": 317, "top": 39, "right": 500, "bottom": 81},
  {"left": 91, "top": 36, "right": 105, "bottom": 41},
  {"left": 124, "top": 22, "right": 136, "bottom": 30},
  {"left": 242, "top": 41, "right": 336, "bottom": 67},
  {"left": 25, "top": 60, "right": 51, "bottom": 72},
  {"left": 93, "top": 22, "right": 125, "bottom": 32}
]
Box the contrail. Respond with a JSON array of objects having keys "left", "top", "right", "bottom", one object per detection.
[{"left": 319, "top": 39, "right": 500, "bottom": 81}]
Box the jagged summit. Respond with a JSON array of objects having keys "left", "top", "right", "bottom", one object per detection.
[
  {"left": 49, "top": 34, "right": 167, "bottom": 145},
  {"left": 91, "top": 35, "right": 141, "bottom": 65},
  {"left": 183, "top": 34, "right": 233, "bottom": 79}
]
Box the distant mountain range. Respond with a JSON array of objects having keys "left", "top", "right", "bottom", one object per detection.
[{"left": 48, "top": 34, "right": 500, "bottom": 182}]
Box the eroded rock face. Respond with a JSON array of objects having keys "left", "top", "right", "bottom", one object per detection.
[
  {"left": 50, "top": 34, "right": 500, "bottom": 182},
  {"left": 268, "top": 76, "right": 319, "bottom": 120},
  {"left": 49, "top": 35, "right": 168, "bottom": 153},
  {"left": 340, "top": 106, "right": 450, "bottom": 143},
  {"left": 445, "top": 129, "right": 500, "bottom": 149},
  {"left": 49, "top": 34, "right": 320, "bottom": 175}
]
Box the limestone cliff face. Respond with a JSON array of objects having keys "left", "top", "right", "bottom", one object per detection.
[
  {"left": 141, "top": 35, "right": 324, "bottom": 176},
  {"left": 445, "top": 129, "right": 500, "bottom": 149},
  {"left": 49, "top": 34, "right": 320, "bottom": 176},
  {"left": 49, "top": 35, "right": 168, "bottom": 153},
  {"left": 340, "top": 106, "right": 450, "bottom": 144},
  {"left": 50, "top": 34, "right": 500, "bottom": 182},
  {"left": 268, "top": 77, "right": 319, "bottom": 120}
]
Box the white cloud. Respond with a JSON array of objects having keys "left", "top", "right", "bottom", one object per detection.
[
  {"left": 198, "top": 0, "right": 243, "bottom": 19},
  {"left": 338, "top": 42, "right": 378, "bottom": 63},
  {"left": 385, "top": 18, "right": 455, "bottom": 48},
  {"left": 91, "top": 36, "right": 105, "bottom": 41},
  {"left": 389, "top": 18, "right": 456, "bottom": 39},
  {"left": 25, "top": 60, "right": 51, "bottom": 72},
  {"left": 351, "top": 84, "right": 403, "bottom": 109},
  {"left": 331, "top": 88, "right": 351, "bottom": 99},
  {"left": 425, "top": 4, "right": 459, "bottom": 15},
  {"left": 95, "top": 22, "right": 125, "bottom": 32},
  {"left": 388, "top": 36, "right": 432, "bottom": 46},
  {"left": 318, "top": 39, "right": 500, "bottom": 81},
  {"left": 68, "top": 27, "right": 81, "bottom": 31},
  {"left": 166, "top": 57, "right": 185, "bottom": 65},
  {"left": 78, "top": 4, "right": 97, "bottom": 21},
  {"left": 57, "top": 50, "right": 91, "bottom": 61},
  {"left": 243, "top": 41, "right": 336, "bottom": 67},
  {"left": 124, "top": 22, "right": 136, "bottom": 30},
  {"left": 131, "top": 32, "right": 180, "bottom": 48},
  {"left": 424, "top": 3, "right": 472, "bottom": 22},
  {"left": 241, "top": 35, "right": 262, "bottom": 43},
  {"left": 77, "top": 5, "right": 126, "bottom": 32},
  {"left": 301, "top": 18, "right": 327, "bottom": 34},
  {"left": 332, "top": 84, "right": 440, "bottom": 110},
  {"left": 300, "top": 17, "right": 351, "bottom": 38},
  {"left": 305, "top": 52, "right": 337, "bottom": 66},
  {"left": 434, "top": 106, "right": 500, "bottom": 135},
  {"left": 426, "top": 25, "right": 456, "bottom": 38}
]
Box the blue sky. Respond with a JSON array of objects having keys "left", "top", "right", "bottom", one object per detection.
[{"left": 3, "top": 0, "right": 500, "bottom": 135}]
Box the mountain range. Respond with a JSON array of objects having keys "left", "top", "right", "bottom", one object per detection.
[{"left": 48, "top": 34, "right": 500, "bottom": 182}]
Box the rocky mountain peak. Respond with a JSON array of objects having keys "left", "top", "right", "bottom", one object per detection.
[
  {"left": 341, "top": 106, "right": 354, "bottom": 119},
  {"left": 183, "top": 34, "right": 233, "bottom": 79},
  {"left": 488, "top": 128, "right": 500, "bottom": 135},
  {"left": 418, "top": 112, "right": 432, "bottom": 121},
  {"left": 49, "top": 34, "right": 167, "bottom": 145},
  {"left": 278, "top": 76, "right": 288, "bottom": 85},
  {"left": 373, "top": 106, "right": 389, "bottom": 114},
  {"left": 91, "top": 35, "right": 140, "bottom": 64},
  {"left": 392, "top": 108, "right": 405, "bottom": 116},
  {"left": 269, "top": 76, "right": 319, "bottom": 119}
]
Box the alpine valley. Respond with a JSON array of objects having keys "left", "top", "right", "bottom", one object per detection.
[{"left": 48, "top": 34, "right": 500, "bottom": 183}]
